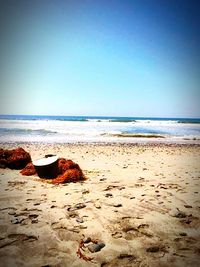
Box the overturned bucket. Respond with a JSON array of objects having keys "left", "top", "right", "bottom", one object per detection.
[{"left": 33, "top": 155, "right": 58, "bottom": 178}]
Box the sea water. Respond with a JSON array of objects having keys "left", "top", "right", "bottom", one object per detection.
[{"left": 0, "top": 115, "right": 200, "bottom": 144}]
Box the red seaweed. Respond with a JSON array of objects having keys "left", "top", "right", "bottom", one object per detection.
[
  {"left": 20, "top": 163, "right": 36, "bottom": 176},
  {"left": 0, "top": 147, "right": 31, "bottom": 169},
  {"left": 1, "top": 147, "right": 85, "bottom": 184}
]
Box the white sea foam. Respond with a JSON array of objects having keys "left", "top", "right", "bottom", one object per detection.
[{"left": 0, "top": 118, "right": 200, "bottom": 144}]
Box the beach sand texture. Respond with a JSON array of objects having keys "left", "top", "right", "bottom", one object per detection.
[{"left": 0, "top": 143, "right": 200, "bottom": 267}]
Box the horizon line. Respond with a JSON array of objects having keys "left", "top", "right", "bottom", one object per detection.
[{"left": 0, "top": 114, "right": 200, "bottom": 119}]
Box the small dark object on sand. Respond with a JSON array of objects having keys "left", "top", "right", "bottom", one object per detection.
[
  {"left": 45, "top": 154, "right": 55, "bottom": 158},
  {"left": 83, "top": 237, "right": 91, "bottom": 243},
  {"left": 146, "top": 246, "right": 160, "bottom": 253},
  {"left": 105, "top": 193, "right": 113, "bottom": 198},
  {"left": 74, "top": 203, "right": 86, "bottom": 209},
  {"left": 169, "top": 208, "right": 186, "bottom": 218},
  {"left": 113, "top": 203, "right": 122, "bottom": 207},
  {"left": 77, "top": 237, "right": 105, "bottom": 261},
  {"left": 179, "top": 232, "right": 187, "bottom": 236},
  {"left": 88, "top": 242, "right": 105, "bottom": 253},
  {"left": 11, "top": 218, "right": 24, "bottom": 224}
]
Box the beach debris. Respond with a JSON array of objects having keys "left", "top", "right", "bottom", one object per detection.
[
  {"left": 82, "top": 189, "right": 90, "bottom": 194},
  {"left": 105, "top": 193, "right": 113, "bottom": 198},
  {"left": 112, "top": 203, "right": 122, "bottom": 207},
  {"left": 146, "top": 246, "right": 160, "bottom": 253},
  {"left": 169, "top": 208, "right": 186, "bottom": 218},
  {"left": 157, "top": 183, "right": 180, "bottom": 190},
  {"left": 67, "top": 203, "right": 86, "bottom": 212},
  {"left": 88, "top": 242, "right": 105, "bottom": 253},
  {"left": 11, "top": 217, "right": 26, "bottom": 224},
  {"left": 179, "top": 232, "right": 187, "bottom": 236},
  {"left": 112, "top": 231, "right": 123, "bottom": 238},
  {"left": 100, "top": 177, "right": 107, "bottom": 181},
  {"left": 57, "top": 158, "right": 78, "bottom": 173},
  {"left": 74, "top": 203, "right": 86, "bottom": 210},
  {"left": 20, "top": 162, "right": 36, "bottom": 176},
  {"left": 1, "top": 147, "right": 85, "bottom": 184},
  {"left": 68, "top": 210, "right": 78, "bottom": 218},
  {"left": 28, "top": 214, "right": 38, "bottom": 219},
  {"left": 77, "top": 236, "right": 105, "bottom": 261},
  {"left": 94, "top": 203, "right": 101, "bottom": 209},
  {"left": 21, "top": 157, "right": 85, "bottom": 184},
  {"left": 31, "top": 218, "right": 38, "bottom": 224},
  {"left": 75, "top": 203, "right": 86, "bottom": 209},
  {"left": 83, "top": 237, "right": 91, "bottom": 243},
  {"left": 0, "top": 147, "right": 31, "bottom": 169},
  {"left": 179, "top": 214, "right": 200, "bottom": 226},
  {"left": 76, "top": 217, "right": 84, "bottom": 223},
  {"left": 77, "top": 239, "right": 94, "bottom": 262},
  {"left": 138, "top": 223, "right": 149, "bottom": 229},
  {"left": 184, "top": 205, "right": 192, "bottom": 209},
  {"left": 104, "top": 185, "right": 119, "bottom": 191},
  {"left": 52, "top": 168, "right": 84, "bottom": 184},
  {"left": 33, "top": 155, "right": 59, "bottom": 178}
]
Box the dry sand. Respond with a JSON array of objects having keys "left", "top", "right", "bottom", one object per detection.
[{"left": 0, "top": 142, "right": 200, "bottom": 267}]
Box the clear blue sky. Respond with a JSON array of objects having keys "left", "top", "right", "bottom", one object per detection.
[{"left": 0, "top": 0, "right": 199, "bottom": 118}]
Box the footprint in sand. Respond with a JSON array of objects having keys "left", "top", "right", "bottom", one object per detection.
[
  {"left": 0, "top": 234, "right": 38, "bottom": 249},
  {"left": 111, "top": 218, "right": 153, "bottom": 240},
  {"left": 101, "top": 253, "right": 138, "bottom": 267}
]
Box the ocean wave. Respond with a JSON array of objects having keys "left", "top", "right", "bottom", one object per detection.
[
  {"left": 1, "top": 115, "right": 200, "bottom": 124},
  {"left": 134, "top": 120, "right": 179, "bottom": 125},
  {"left": 0, "top": 128, "right": 58, "bottom": 135},
  {"left": 109, "top": 119, "right": 136, "bottom": 123},
  {"left": 55, "top": 118, "right": 88, "bottom": 122},
  {"left": 108, "top": 133, "right": 165, "bottom": 138},
  {"left": 86, "top": 119, "right": 110, "bottom": 122},
  {"left": 0, "top": 115, "right": 200, "bottom": 144},
  {"left": 0, "top": 115, "right": 88, "bottom": 122},
  {"left": 85, "top": 118, "right": 136, "bottom": 123},
  {"left": 177, "top": 119, "right": 200, "bottom": 124}
]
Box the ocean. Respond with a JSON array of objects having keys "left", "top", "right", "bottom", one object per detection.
[{"left": 0, "top": 115, "right": 200, "bottom": 144}]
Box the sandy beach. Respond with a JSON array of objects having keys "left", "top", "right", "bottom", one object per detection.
[{"left": 0, "top": 142, "right": 200, "bottom": 267}]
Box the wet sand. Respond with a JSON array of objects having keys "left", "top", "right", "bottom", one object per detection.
[{"left": 0, "top": 143, "right": 200, "bottom": 267}]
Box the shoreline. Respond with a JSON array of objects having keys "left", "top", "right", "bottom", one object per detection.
[
  {"left": 0, "top": 142, "right": 200, "bottom": 266},
  {"left": 1, "top": 140, "right": 200, "bottom": 147}
]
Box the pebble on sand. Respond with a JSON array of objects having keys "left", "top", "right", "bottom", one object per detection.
[
  {"left": 146, "top": 246, "right": 160, "bottom": 253},
  {"left": 88, "top": 242, "right": 105, "bottom": 253}
]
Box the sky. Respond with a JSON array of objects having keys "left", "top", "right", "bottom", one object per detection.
[{"left": 0, "top": 0, "right": 199, "bottom": 118}]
